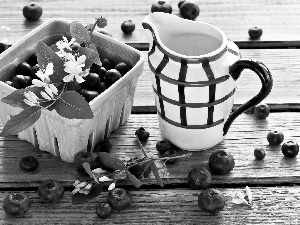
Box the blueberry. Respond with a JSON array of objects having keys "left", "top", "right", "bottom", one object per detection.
[
  {"left": 17, "top": 62, "right": 32, "bottom": 76},
  {"left": 254, "top": 103, "right": 270, "bottom": 119},
  {"left": 91, "top": 65, "right": 107, "bottom": 81},
  {"left": 37, "top": 179, "right": 64, "bottom": 203},
  {"left": 156, "top": 140, "right": 172, "bottom": 154},
  {"left": 31, "top": 64, "right": 40, "bottom": 79},
  {"left": 12, "top": 75, "right": 29, "bottom": 89},
  {"left": 198, "top": 188, "right": 226, "bottom": 214},
  {"left": 121, "top": 20, "right": 136, "bottom": 34},
  {"left": 96, "top": 203, "right": 112, "bottom": 219},
  {"left": 267, "top": 130, "right": 284, "bottom": 146},
  {"left": 23, "top": 3, "right": 43, "bottom": 21},
  {"left": 78, "top": 89, "right": 100, "bottom": 102},
  {"left": 208, "top": 150, "right": 235, "bottom": 175},
  {"left": 107, "top": 188, "right": 132, "bottom": 211},
  {"left": 187, "top": 166, "right": 212, "bottom": 190},
  {"left": 27, "top": 53, "right": 38, "bottom": 67},
  {"left": 99, "top": 82, "right": 108, "bottom": 94},
  {"left": 281, "top": 141, "right": 299, "bottom": 158},
  {"left": 115, "top": 62, "right": 131, "bottom": 76},
  {"left": 81, "top": 73, "right": 100, "bottom": 90},
  {"left": 0, "top": 42, "right": 8, "bottom": 54},
  {"left": 3, "top": 193, "right": 30, "bottom": 217},
  {"left": 248, "top": 27, "right": 263, "bottom": 40},
  {"left": 102, "top": 58, "right": 113, "bottom": 70},
  {"left": 254, "top": 148, "right": 266, "bottom": 160},
  {"left": 105, "top": 69, "right": 122, "bottom": 87},
  {"left": 19, "top": 156, "right": 39, "bottom": 171},
  {"left": 135, "top": 127, "right": 150, "bottom": 142}
]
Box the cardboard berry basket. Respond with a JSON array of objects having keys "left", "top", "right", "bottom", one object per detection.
[{"left": 0, "top": 18, "right": 144, "bottom": 163}]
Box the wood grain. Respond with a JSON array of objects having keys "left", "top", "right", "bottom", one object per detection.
[
  {"left": 0, "top": 0, "right": 300, "bottom": 45},
  {"left": 133, "top": 49, "right": 300, "bottom": 110},
  {"left": 1, "top": 112, "right": 300, "bottom": 188},
  {"left": 0, "top": 186, "right": 299, "bottom": 224}
]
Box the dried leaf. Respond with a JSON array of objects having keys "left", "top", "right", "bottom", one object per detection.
[
  {"left": 245, "top": 186, "right": 253, "bottom": 205},
  {"left": 72, "top": 183, "right": 103, "bottom": 205},
  {"left": 231, "top": 198, "right": 246, "bottom": 205},
  {"left": 55, "top": 91, "right": 94, "bottom": 119},
  {"left": 98, "top": 152, "right": 126, "bottom": 171},
  {"left": 0, "top": 106, "right": 41, "bottom": 136},
  {"left": 231, "top": 191, "right": 250, "bottom": 207},
  {"left": 125, "top": 170, "right": 142, "bottom": 188},
  {"left": 70, "top": 21, "right": 90, "bottom": 44},
  {"left": 149, "top": 160, "right": 164, "bottom": 187},
  {"left": 82, "top": 162, "right": 94, "bottom": 178}
]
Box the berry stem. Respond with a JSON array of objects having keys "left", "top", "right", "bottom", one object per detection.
[{"left": 88, "top": 18, "right": 99, "bottom": 38}]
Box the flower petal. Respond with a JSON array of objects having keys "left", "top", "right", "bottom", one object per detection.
[
  {"left": 40, "top": 91, "right": 51, "bottom": 100},
  {"left": 49, "top": 84, "right": 58, "bottom": 95},
  {"left": 44, "top": 86, "right": 54, "bottom": 98},
  {"left": 63, "top": 74, "right": 75, "bottom": 83},
  {"left": 32, "top": 79, "right": 46, "bottom": 87},
  {"left": 24, "top": 99, "right": 36, "bottom": 106},
  {"left": 74, "top": 74, "right": 85, "bottom": 83},
  {"left": 98, "top": 176, "right": 112, "bottom": 182},
  {"left": 108, "top": 182, "right": 115, "bottom": 190}
]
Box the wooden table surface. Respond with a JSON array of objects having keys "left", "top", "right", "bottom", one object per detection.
[{"left": 1, "top": 0, "right": 300, "bottom": 224}]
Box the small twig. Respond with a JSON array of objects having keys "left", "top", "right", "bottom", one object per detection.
[{"left": 135, "top": 134, "right": 148, "bottom": 158}]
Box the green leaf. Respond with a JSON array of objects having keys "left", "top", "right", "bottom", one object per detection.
[
  {"left": 125, "top": 170, "right": 142, "bottom": 188},
  {"left": 98, "top": 152, "right": 126, "bottom": 171},
  {"left": 36, "top": 42, "right": 68, "bottom": 83},
  {"left": 55, "top": 91, "right": 94, "bottom": 119},
  {"left": 96, "top": 17, "right": 107, "bottom": 28},
  {"left": 70, "top": 21, "right": 91, "bottom": 45},
  {"left": 72, "top": 183, "right": 103, "bottom": 205},
  {"left": 86, "top": 44, "right": 102, "bottom": 67},
  {"left": 78, "top": 47, "right": 100, "bottom": 70},
  {"left": 0, "top": 106, "right": 41, "bottom": 136},
  {"left": 150, "top": 160, "right": 164, "bottom": 187}
]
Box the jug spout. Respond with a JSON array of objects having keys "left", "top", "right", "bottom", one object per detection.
[
  {"left": 142, "top": 12, "right": 181, "bottom": 52},
  {"left": 142, "top": 12, "right": 227, "bottom": 58}
]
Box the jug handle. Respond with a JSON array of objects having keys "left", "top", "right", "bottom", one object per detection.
[{"left": 223, "top": 58, "right": 273, "bottom": 135}]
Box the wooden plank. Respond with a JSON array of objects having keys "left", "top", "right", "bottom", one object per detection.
[
  {"left": 133, "top": 49, "right": 300, "bottom": 111},
  {"left": 0, "top": 186, "right": 299, "bottom": 224},
  {"left": 1, "top": 112, "right": 300, "bottom": 188},
  {"left": 0, "top": 0, "right": 300, "bottom": 45}
]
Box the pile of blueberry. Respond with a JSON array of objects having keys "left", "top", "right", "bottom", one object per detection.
[{"left": 4, "top": 50, "right": 132, "bottom": 103}]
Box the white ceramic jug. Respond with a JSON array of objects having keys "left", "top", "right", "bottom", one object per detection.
[{"left": 142, "top": 13, "right": 273, "bottom": 150}]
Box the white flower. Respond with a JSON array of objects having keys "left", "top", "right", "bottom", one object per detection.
[
  {"left": 24, "top": 91, "right": 39, "bottom": 106},
  {"left": 63, "top": 55, "right": 89, "bottom": 83},
  {"left": 35, "top": 63, "right": 53, "bottom": 83},
  {"left": 56, "top": 36, "right": 76, "bottom": 52},
  {"left": 56, "top": 37, "right": 76, "bottom": 59},
  {"left": 32, "top": 77, "right": 58, "bottom": 101},
  {"left": 108, "top": 182, "right": 115, "bottom": 191}
]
